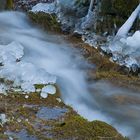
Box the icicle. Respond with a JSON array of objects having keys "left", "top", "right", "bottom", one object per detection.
[
  {"left": 88, "top": 0, "right": 94, "bottom": 14},
  {"left": 116, "top": 3, "right": 140, "bottom": 38},
  {"left": 81, "top": 0, "right": 99, "bottom": 30}
]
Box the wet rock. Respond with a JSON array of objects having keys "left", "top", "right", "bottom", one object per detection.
[
  {"left": 6, "top": 129, "right": 38, "bottom": 140},
  {"left": 36, "top": 107, "right": 67, "bottom": 120}
]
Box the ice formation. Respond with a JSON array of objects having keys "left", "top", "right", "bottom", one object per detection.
[
  {"left": 40, "top": 92, "right": 48, "bottom": 98},
  {"left": 81, "top": 0, "right": 99, "bottom": 30},
  {"left": 31, "top": 2, "right": 56, "bottom": 13},
  {"left": 0, "top": 12, "right": 57, "bottom": 95},
  {"left": 40, "top": 85, "right": 56, "bottom": 98},
  {"left": 0, "top": 43, "right": 56, "bottom": 93},
  {"left": 81, "top": 10, "right": 96, "bottom": 30},
  {"left": 0, "top": 43, "right": 56, "bottom": 94},
  {"left": 0, "top": 114, "right": 7, "bottom": 125},
  {"left": 42, "top": 85, "right": 56, "bottom": 95},
  {"left": 31, "top": 1, "right": 140, "bottom": 72},
  {"left": 116, "top": 4, "right": 140, "bottom": 38},
  {"left": 109, "top": 3, "right": 140, "bottom": 70}
]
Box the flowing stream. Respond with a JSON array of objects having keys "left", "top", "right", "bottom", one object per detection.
[{"left": 0, "top": 11, "right": 140, "bottom": 140}]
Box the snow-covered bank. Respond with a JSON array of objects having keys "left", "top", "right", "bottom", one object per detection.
[{"left": 31, "top": 1, "right": 140, "bottom": 74}]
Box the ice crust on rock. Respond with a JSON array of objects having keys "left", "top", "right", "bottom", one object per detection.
[
  {"left": 31, "top": 2, "right": 56, "bottom": 13},
  {"left": 108, "top": 4, "right": 140, "bottom": 70},
  {"left": 40, "top": 92, "right": 48, "bottom": 99},
  {"left": 42, "top": 85, "right": 56, "bottom": 94},
  {"left": 40, "top": 85, "right": 56, "bottom": 98},
  {"left": 0, "top": 42, "right": 24, "bottom": 64},
  {"left": 109, "top": 30, "right": 140, "bottom": 69},
  {"left": 0, "top": 41, "right": 56, "bottom": 94}
]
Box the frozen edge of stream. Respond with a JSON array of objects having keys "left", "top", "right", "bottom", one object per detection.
[{"left": 31, "top": 1, "right": 140, "bottom": 74}]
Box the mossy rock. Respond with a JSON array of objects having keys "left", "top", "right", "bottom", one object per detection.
[
  {"left": 0, "top": 91, "right": 128, "bottom": 140},
  {"left": 52, "top": 114, "right": 128, "bottom": 140},
  {"left": 28, "top": 11, "right": 61, "bottom": 33}
]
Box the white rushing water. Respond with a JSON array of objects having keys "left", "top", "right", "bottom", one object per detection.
[{"left": 0, "top": 11, "right": 140, "bottom": 140}]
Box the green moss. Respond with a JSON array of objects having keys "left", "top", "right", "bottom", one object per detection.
[
  {"left": 5, "top": 0, "right": 13, "bottom": 10},
  {"left": 52, "top": 111, "right": 126, "bottom": 140},
  {"left": 28, "top": 12, "right": 61, "bottom": 33},
  {"left": 34, "top": 84, "right": 44, "bottom": 89}
]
